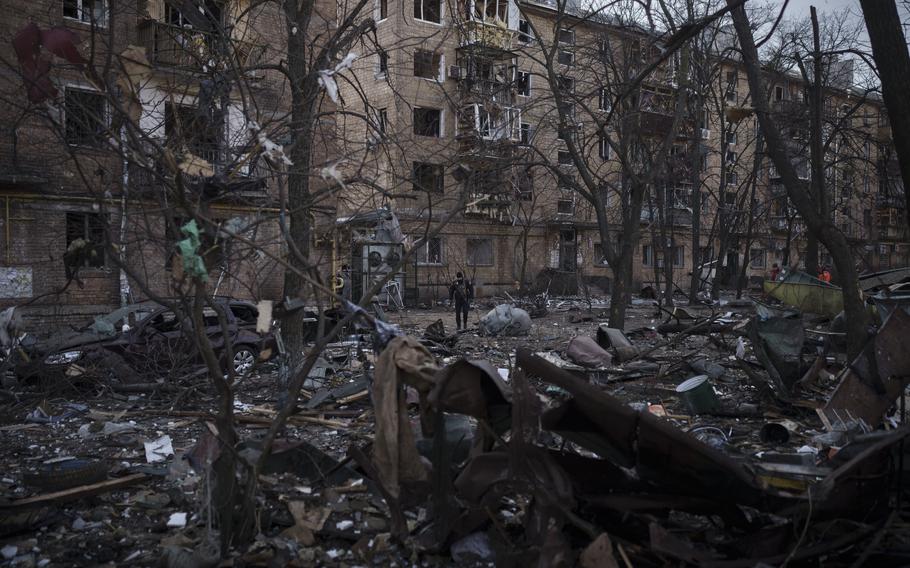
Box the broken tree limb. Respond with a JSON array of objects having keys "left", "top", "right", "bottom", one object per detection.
[{"left": 0, "top": 473, "right": 147, "bottom": 509}]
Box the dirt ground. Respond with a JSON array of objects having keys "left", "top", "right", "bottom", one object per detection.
[{"left": 0, "top": 297, "right": 895, "bottom": 566}]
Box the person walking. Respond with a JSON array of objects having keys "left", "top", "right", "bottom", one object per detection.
[
  {"left": 769, "top": 263, "right": 780, "bottom": 282},
  {"left": 449, "top": 272, "right": 474, "bottom": 331}
]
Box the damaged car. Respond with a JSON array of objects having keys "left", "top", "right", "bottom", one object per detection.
[{"left": 12, "top": 298, "right": 276, "bottom": 381}]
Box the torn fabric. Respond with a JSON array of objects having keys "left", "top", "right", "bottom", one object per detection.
[{"left": 372, "top": 336, "right": 438, "bottom": 498}]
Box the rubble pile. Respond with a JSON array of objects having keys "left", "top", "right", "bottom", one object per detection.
[{"left": 1, "top": 293, "right": 909, "bottom": 566}]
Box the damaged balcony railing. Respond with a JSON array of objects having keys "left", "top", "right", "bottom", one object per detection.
[{"left": 138, "top": 20, "right": 263, "bottom": 71}]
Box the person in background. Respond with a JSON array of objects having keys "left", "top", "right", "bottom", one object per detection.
[
  {"left": 769, "top": 263, "right": 780, "bottom": 282},
  {"left": 335, "top": 264, "right": 352, "bottom": 302},
  {"left": 819, "top": 265, "right": 832, "bottom": 283},
  {"left": 449, "top": 272, "right": 474, "bottom": 331}
]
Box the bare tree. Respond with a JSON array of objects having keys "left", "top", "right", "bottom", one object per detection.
[{"left": 726, "top": 1, "right": 869, "bottom": 358}]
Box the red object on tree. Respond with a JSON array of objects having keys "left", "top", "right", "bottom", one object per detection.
[{"left": 12, "top": 22, "right": 86, "bottom": 102}]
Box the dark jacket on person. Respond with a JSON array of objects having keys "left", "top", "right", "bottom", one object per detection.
[{"left": 449, "top": 277, "right": 474, "bottom": 304}]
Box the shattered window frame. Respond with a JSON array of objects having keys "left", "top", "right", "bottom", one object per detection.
[
  {"left": 413, "top": 107, "right": 442, "bottom": 137},
  {"left": 412, "top": 161, "right": 444, "bottom": 193},
  {"left": 749, "top": 248, "right": 766, "bottom": 269},
  {"left": 466, "top": 237, "right": 493, "bottom": 266},
  {"left": 414, "top": 0, "right": 442, "bottom": 23},
  {"left": 64, "top": 87, "right": 108, "bottom": 148},
  {"left": 414, "top": 236, "right": 444, "bottom": 265},
  {"left": 642, "top": 243, "right": 654, "bottom": 267},
  {"left": 164, "top": 102, "right": 220, "bottom": 164},
  {"left": 66, "top": 211, "right": 107, "bottom": 268},
  {"left": 63, "top": 0, "right": 107, "bottom": 26},
  {"left": 413, "top": 50, "right": 442, "bottom": 80}
]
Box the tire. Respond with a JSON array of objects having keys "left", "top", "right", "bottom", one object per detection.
[{"left": 229, "top": 345, "right": 258, "bottom": 375}]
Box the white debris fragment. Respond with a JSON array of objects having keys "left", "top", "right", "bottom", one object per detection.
[
  {"left": 2, "top": 546, "right": 17, "bottom": 560},
  {"left": 317, "top": 52, "right": 358, "bottom": 103},
  {"left": 167, "top": 512, "right": 188, "bottom": 528},
  {"left": 335, "top": 520, "right": 354, "bottom": 531},
  {"left": 144, "top": 435, "right": 174, "bottom": 463},
  {"left": 319, "top": 161, "right": 346, "bottom": 187}
]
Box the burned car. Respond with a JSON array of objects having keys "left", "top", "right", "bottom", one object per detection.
[{"left": 13, "top": 299, "right": 275, "bottom": 381}]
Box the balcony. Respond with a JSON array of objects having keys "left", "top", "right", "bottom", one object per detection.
[
  {"left": 880, "top": 224, "right": 909, "bottom": 241},
  {"left": 457, "top": 20, "right": 514, "bottom": 55},
  {"left": 138, "top": 20, "right": 262, "bottom": 71},
  {"left": 769, "top": 216, "right": 789, "bottom": 232},
  {"left": 458, "top": 77, "right": 514, "bottom": 105},
  {"left": 771, "top": 100, "right": 808, "bottom": 120},
  {"left": 876, "top": 194, "right": 906, "bottom": 209},
  {"left": 455, "top": 132, "right": 515, "bottom": 164}
]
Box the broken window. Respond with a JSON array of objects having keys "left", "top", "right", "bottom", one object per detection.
[
  {"left": 725, "top": 70, "right": 738, "bottom": 102},
  {"left": 64, "top": 0, "right": 106, "bottom": 25},
  {"left": 750, "top": 248, "right": 766, "bottom": 268},
  {"left": 558, "top": 49, "right": 574, "bottom": 66},
  {"left": 516, "top": 71, "right": 531, "bottom": 96},
  {"left": 517, "top": 168, "right": 533, "bottom": 200},
  {"left": 557, "top": 75, "right": 574, "bottom": 93},
  {"left": 517, "top": 19, "right": 531, "bottom": 43},
  {"left": 412, "top": 162, "right": 444, "bottom": 193},
  {"left": 377, "top": 49, "right": 389, "bottom": 75},
  {"left": 558, "top": 28, "right": 574, "bottom": 45},
  {"left": 467, "top": 238, "right": 493, "bottom": 265},
  {"left": 472, "top": 0, "right": 507, "bottom": 22},
  {"left": 414, "top": 236, "right": 443, "bottom": 264},
  {"left": 376, "top": 108, "right": 388, "bottom": 135},
  {"left": 593, "top": 243, "right": 609, "bottom": 265},
  {"left": 165, "top": 102, "right": 219, "bottom": 163},
  {"left": 519, "top": 122, "right": 531, "bottom": 144},
  {"left": 66, "top": 212, "right": 106, "bottom": 268},
  {"left": 672, "top": 244, "right": 685, "bottom": 267},
  {"left": 65, "top": 88, "right": 107, "bottom": 147},
  {"left": 414, "top": 0, "right": 441, "bottom": 22},
  {"left": 598, "top": 87, "right": 611, "bottom": 111},
  {"left": 598, "top": 135, "right": 610, "bottom": 160},
  {"left": 413, "top": 107, "right": 441, "bottom": 137},
  {"left": 641, "top": 244, "right": 654, "bottom": 267},
  {"left": 414, "top": 50, "right": 441, "bottom": 79}
]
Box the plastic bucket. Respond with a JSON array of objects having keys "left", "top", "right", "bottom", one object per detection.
[{"left": 676, "top": 375, "right": 720, "bottom": 415}]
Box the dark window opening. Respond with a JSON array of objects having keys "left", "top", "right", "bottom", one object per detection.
[
  {"left": 414, "top": 0, "right": 441, "bottom": 22},
  {"left": 414, "top": 50, "right": 441, "bottom": 79},
  {"left": 467, "top": 238, "right": 493, "bottom": 265},
  {"left": 517, "top": 168, "right": 533, "bottom": 200},
  {"left": 413, "top": 107, "right": 441, "bottom": 137},
  {"left": 518, "top": 19, "right": 531, "bottom": 42},
  {"left": 66, "top": 212, "right": 106, "bottom": 268},
  {"left": 65, "top": 88, "right": 107, "bottom": 147},
  {"left": 412, "top": 162, "right": 444, "bottom": 193},
  {"left": 165, "top": 102, "right": 219, "bottom": 163},
  {"left": 415, "top": 236, "right": 443, "bottom": 264}
]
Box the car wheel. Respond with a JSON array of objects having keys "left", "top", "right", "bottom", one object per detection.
[{"left": 231, "top": 346, "right": 258, "bottom": 375}]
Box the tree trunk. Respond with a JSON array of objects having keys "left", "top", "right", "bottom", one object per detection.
[
  {"left": 859, "top": 0, "right": 910, "bottom": 230},
  {"left": 806, "top": 7, "right": 826, "bottom": 277},
  {"left": 282, "top": 5, "right": 319, "bottom": 366},
  {"left": 727, "top": 0, "right": 868, "bottom": 359}
]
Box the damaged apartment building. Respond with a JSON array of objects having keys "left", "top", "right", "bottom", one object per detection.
[
  {"left": 0, "top": 0, "right": 326, "bottom": 327},
  {"left": 337, "top": 0, "right": 908, "bottom": 303}
]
